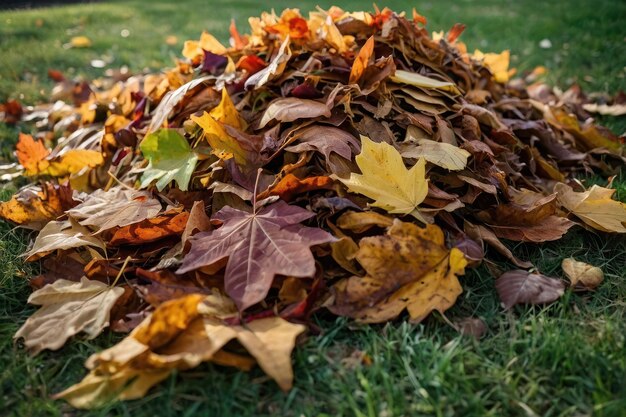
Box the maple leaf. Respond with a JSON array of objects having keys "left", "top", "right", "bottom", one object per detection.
[
  {"left": 177, "top": 201, "right": 335, "bottom": 310},
  {"left": 555, "top": 183, "right": 626, "bottom": 233},
  {"left": 24, "top": 219, "right": 106, "bottom": 261},
  {"left": 284, "top": 125, "right": 360, "bottom": 164},
  {"left": 14, "top": 277, "right": 124, "bottom": 354},
  {"left": 139, "top": 129, "right": 199, "bottom": 191},
  {"left": 332, "top": 135, "right": 428, "bottom": 222},
  {"left": 472, "top": 49, "right": 514, "bottom": 83},
  {"left": 67, "top": 188, "right": 162, "bottom": 232},
  {"left": 331, "top": 220, "right": 467, "bottom": 323},
  {"left": 16, "top": 133, "right": 50, "bottom": 175}
]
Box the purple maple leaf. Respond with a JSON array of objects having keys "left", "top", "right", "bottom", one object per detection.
[{"left": 177, "top": 200, "right": 335, "bottom": 310}]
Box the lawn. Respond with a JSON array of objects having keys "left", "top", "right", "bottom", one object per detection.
[{"left": 1, "top": 1, "right": 625, "bottom": 416}]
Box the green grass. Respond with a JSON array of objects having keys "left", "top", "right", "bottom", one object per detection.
[{"left": 1, "top": 1, "right": 626, "bottom": 416}]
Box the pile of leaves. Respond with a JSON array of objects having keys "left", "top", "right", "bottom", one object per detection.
[{"left": 1, "top": 6, "right": 625, "bottom": 409}]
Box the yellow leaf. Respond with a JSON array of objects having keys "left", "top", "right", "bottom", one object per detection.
[
  {"left": 14, "top": 277, "right": 124, "bottom": 354},
  {"left": 473, "top": 49, "right": 514, "bottom": 83},
  {"left": 401, "top": 139, "right": 470, "bottom": 171},
  {"left": 555, "top": 183, "right": 626, "bottom": 233},
  {"left": 209, "top": 88, "right": 244, "bottom": 129},
  {"left": 331, "top": 220, "right": 467, "bottom": 323},
  {"left": 181, "top": 31, "right": 226, "bottom": 60},
  {"left": 561, "top": 258, "right": 604, "bottom": 290},
  {"left": 332, "top": 136, "right": 428, "bottom": 222},
  {"left": 43, "top": 149, "right": 104, "bottom": 177},
  {"left": 191, "top": 112, "right": 245, "bottom": 164},
  {"left": 70, "top": 36, "right": 92, "bottom": 48},
  {"left": 390, "top": 70, "right": 460, "bottom": 94}
]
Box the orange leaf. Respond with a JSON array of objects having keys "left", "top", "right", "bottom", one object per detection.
[
  {"left": 349, "top": 36, "right": 375, "bottom": 85},
  {"left": 0, "top": 183, "right": 75, "bottom": 230},
  {"left": 258, "top": 174, "right": 335, "bottom": 202},
  {"left": 16, "top": 133, "right": 50, "bottom": 175},
  {"left": 109, "top": 211, "right": 190, "bottom": 246}
]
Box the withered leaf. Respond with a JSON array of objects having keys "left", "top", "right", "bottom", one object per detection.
[
  {"left": 495, "top": 270, "right": 565, "bottom": 309},
  {"left": 178, "top": 201, "right": 335, "bottom": 310},
  {"left": 25, "top": 219, "right": 106, "bottom": 261},
  {"left": 259, "top": 98, "right": 331, "bottom": 129},
  {"left": 15, "top": 277, "right": 124, "bottom": 354},
  {"left": 67, "top": 188, "right": 162, "bottom": 232},
  {"left": 561, "top": 258, "right": 604, "bottom": 290},
  {"left": 555, "top": 183, "right": 626, "bottom": 233},
  {"left": 109, "top": 211, "right": 189, "bottom": 246}
]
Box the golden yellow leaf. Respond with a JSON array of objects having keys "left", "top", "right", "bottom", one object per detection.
[
  {"left": 43, "top": 150, "right": 104, "bottom": 177},
  {"left": 70, "top": 36, "right": 92, "bottom": 48},
  {"left": 181, "top": 31, "right": 226, "bottom": 60},
  {"left": 332, "top": 136, "right": 428, "bottom": 222},
  {"left": 472, "top": 49, "right": 514, "bottom": 83},
  {"left": 555, "top": 183, "right": 626, "bottom": 233},
  {"left": 562, "top": 258, "right": 604, "bottom": 290},
  {"left": 210, "top": 88, "right": 245, "bottom": 129},
  {"left": 331, "top": 220, "right": 467, "bottom": 323},
  {"left": 14, "top": 277, "right": 124, "bottom": 354},
  {"left": 0, "top": 183, "right": 75, "bottom": 230}
]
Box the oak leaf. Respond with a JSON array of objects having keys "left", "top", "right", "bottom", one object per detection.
[
  {"left": 178, "top": 201, "right": 334, "bottom": 310},
  {"left": 14, "top": 277, "right": 124, "bottom": 354},
  {"left": 555, "top": 183, "right": 626, "bottom": 233},
  {"left": 139, "top": 129, "right": 199, "bottom": 191},
  {"left": 332, "top": 136, "right": 428, "bottom": 222}
]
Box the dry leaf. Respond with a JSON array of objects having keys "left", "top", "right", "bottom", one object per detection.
[
  {"left": 25, "top": 220, "right": 106, "bottom": 261},
  {"left": 561, "top": 258, "right": 604, "bottom": 290},
  {"left": 14, "top": 277, "right": 124, "bottom": 354},
  {"left": 495, "top": 270, "right": 565, "bottom": 309},
  {"left": 259, "top": 98, "right": 331, "bottom": 128},
  {"left": 401, "top": 139, "right": 470, "bottom": 171},
  {"left": 555, "top": 183, "right": 626, "bottom": 233}
]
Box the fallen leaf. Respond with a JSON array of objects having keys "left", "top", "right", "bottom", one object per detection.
[
  {"left": 495, "top": 270, "right": 565, "bottom": 309},
  {"left": 555, "top": 183, "right": 626, "bottom": 233},
  {"left": 43, "top": 149, "right": 104, "bottom": 177},
  {"left": 257, "top": 174, "right": 335, "bottom": 202},
  {"left": 401, "top": 139, "right": 470, "bottom": 171},
  {"left": 582, "top": 103, "right": 626, "bottom": 117},
  {"left": 178, "top": 200, "right": 335, "bottom": 310},
  {"left": 391, "top": 70, "right": 460, "bottom": 94},
  {"left": 14, "top": 277, "right": 124, "bottom": 354},
  {"left": 244, "top": 36, "right": 291, "bottom": 89},
  {"left": 70, "top": 36, "right": 92, "bottom": 48},
  {"left": 16, "top": 133, "right": 50, "bottom": 175},
  {"left": 349, "top": 35, "right": 375, "bottom": 84},
  {"left": 259, "top": 98, "right": 331, "bottom": 128},
  {"left": 336, "top": 210, "right": 394, "bottom": 233},
  {"left": 139, "top": 129, "right": 199, "bottom": 191},
  {"left": 472, "top": 49, "right": 514, "bottom": 83},
  {"left": 109, "top": 211, "right": 189, "bottom": 246},
  {"left": 561, "top": 258, "right": 604, "bottom": 290},
  {"left": 332, "top": 136, "right": 428, "bottom": 222},
  {"left": 284, "top": 125, "right": 360, "bottom": 164},
  {"left": 331, "top": 220, "right": 467, "bottom": 323},
  {"left": 67, "top": 188, "right": 162, "bottom": 232},
  {"left": 0, "top": 183, "right": 76, "bottom": 230},
  {"left": 24, "top": 220, "right": 106, "bottom": 261}
]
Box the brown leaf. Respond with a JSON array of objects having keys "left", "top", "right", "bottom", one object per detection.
[{"left": 495, "top": 270, "right": 565, "bottom": 309}]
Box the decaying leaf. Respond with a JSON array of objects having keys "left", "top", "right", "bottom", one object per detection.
[
  {"left": 332, "top": 136, "right": 428, "bottom": 222},
  {"left": 331, "top": 220, "right": 467, "bottom": 323},
  {"left": 14, "top": 277, "right": 124, "bottom": 354},
  {"left": 555, "top": 183, "right": 626, "bottom": 233},
  {"left": 178, "top": 201, "right": 335, "bottom": 310},
  {"left": 561, "top": 258, "right": 604, "bottom": 290},
  {"left": 495, "top": 270, "right": 565, "bottom": 309}
]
